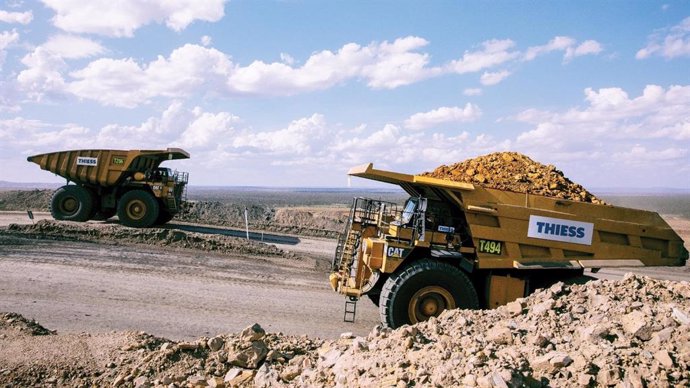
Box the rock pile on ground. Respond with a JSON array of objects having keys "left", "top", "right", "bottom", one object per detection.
[
  {"left": 4, "top": 220, "right": 291, "bottom": 258},
  {"left": 422, "top": 152, "right": 604, "bottom": 204},
  {"left": 2, "top": 274, "right": 689, "bottom": 387}
]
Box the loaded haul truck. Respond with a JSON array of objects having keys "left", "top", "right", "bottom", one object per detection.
[{"left": 330, "top": 163, "right": 688, "bottom": 328}]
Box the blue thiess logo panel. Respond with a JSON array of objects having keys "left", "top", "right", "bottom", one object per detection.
[{"left": 527, "top": 215, "right": 594, "bottom": 245}]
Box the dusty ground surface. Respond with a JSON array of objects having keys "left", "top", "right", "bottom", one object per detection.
[
  {"left": 0, "top": 186, "right": 688, "bottom": 387},
  {"left": 0, "top": 216, "right": 379, "bottom": 342}
]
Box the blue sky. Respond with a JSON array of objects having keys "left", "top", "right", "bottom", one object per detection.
[{"left": 1, "top": 1, "right": 689, "bottom": 188}]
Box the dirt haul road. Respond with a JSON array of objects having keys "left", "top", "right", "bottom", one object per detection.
[
  {"left": 0, "top": 212, "right": 688, "bottom": 342},
  {"left": 0, "top": 213, "right": 379, "bottom": 340}
]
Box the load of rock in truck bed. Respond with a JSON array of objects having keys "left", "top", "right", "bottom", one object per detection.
[{"left": 422, "top": 152, "right": 605, "bottom": 204}]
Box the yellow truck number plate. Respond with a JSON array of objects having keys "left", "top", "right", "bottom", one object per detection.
[{"left": 478, "top": 239, "right": 502, "bottom": 255}]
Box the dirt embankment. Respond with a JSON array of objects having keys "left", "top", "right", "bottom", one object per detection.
[
  {"left": 422, "top": 152, "right": 604, "bottom": 204},
  {"left": 0, "top": 189, "right": 52, "bottom": 211},
  {"left": 2, "top": 274, "right": 688, "bottom": 387},
  {"left": 178, "top": 202, "right": 347, "bottom": 238},
  {"left": 4, "top": 220, "right": 291, "bottom": 259}
]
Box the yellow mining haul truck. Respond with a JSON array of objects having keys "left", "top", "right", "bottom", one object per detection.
[
  {"left": 27, "top": 148, "right": 190, "bottom": 228},
  {"left": 330, "top": 163, "right": 688, "bottom": 328}
]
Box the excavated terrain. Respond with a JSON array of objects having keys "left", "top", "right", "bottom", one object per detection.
[
  {"left": 422, "top": 152, "right": 605, "bottom": 204},
  {"left": 4, "top": 220, "right": 292, "bottom": 259},
  {"left": 1, "top": 274, "right": 689, "bottom": 387}
]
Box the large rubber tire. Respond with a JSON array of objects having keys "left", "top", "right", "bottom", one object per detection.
[
  {"left": 117, "top": 190, "right": 160, "bottom": 228},
  {"left": 50, "top": 185, "right": 94, "bottom": 222},
  {"left": 379, "top": 259, "right": 479, "bottom": 329},
  {"left": 154, "top": 210, "right": 174, "bottom": 225}
]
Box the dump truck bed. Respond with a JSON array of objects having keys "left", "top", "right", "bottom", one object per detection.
[
  {"left": 349, "top": 163, "right": 688, "bottom": 270},
  {"left": 27, "top": 149, "right": 190, "bottom": 187}
]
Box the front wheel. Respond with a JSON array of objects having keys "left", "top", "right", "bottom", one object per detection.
[
  {"left": 379, "top": 259, "right": 479, "bottom": 328},
  {"left": 117, "top": 190, "right": 160, "bottom": 228}
]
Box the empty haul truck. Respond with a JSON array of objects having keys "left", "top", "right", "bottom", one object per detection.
[{"left": 28, "top": 148, "right": 190, "bottom": 228}]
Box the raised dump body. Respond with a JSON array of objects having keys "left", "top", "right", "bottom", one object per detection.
[
  {"left": 330, "top": 163, "right": 688, "bottom": 328},
  {"left": 28, "top": 148, "right": 190, "bottom": 228}
]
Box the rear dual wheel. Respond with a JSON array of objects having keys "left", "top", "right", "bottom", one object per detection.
[
  {"left": 50, "top": 185, "right": 93, "bottom": 222},
  {"left": 379, "top": 259, "right": 479, "bottom": 328},
  {"left": 117, "top": 190, "right": 159, "bottom": 228}
]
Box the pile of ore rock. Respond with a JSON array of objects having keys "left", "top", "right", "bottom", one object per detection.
[
  {"left": 5, "top": 274, "right": 688, "bottom": 387},
  {"left": 422, "top": 152, "right": 605, "bottom": 204}
]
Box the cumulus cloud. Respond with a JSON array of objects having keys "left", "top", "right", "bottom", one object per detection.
[
  {"left": 233, "top": 114, "right": 327, "bottom": 155},
  {"left": 448, "top": 39, "right": 519, "bottom": 74},
  {"left": 17, "top": 47, "right": 67, "bottom": 101},
  {"left": 34, "top": 37, "right": 440, "bottom": 106},
  {"left": 41, "top": 35, "right": 105, "bottom": 59},
  {"left": 16, "top": 34, "right": 605, "bottom": 107},
  {"left": 404, "top": 104, "right": 482, "bottom": 130},
  {"left": 0, "top": 9, "right": 32, "bottom": 24},
  {"left": 463, "top": 88, "right": 482, "bottom": 96},
  {"left": 200, "top": 35, "right": 212, "bottom": 47},
  {"left": 480, "top": 70, "right": 511, "bottom": 86},
  {"left": 41, "top": 0, "right": 227, "bottom": 37},
  {"left": 524, "top": 36, "right": 603, "bottom": 62},
  {"left": 565, "top": 40, "right": 603, "bottom": 61},
  {"left": 0, "top": 29, "right": 19, "bottom": 69},
  {"left": 637, "top": 16, "right": 690, "bottom": 59},
  {"left": 514, "top": 84, "right": 690, "bottom": 164},
  {"left": 66, "top": 44, "right": 233, "bottom": 107}
]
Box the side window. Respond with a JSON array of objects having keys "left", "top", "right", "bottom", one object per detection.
[{"left": 400, "top": 198, "right": 417, "bottom": 225}]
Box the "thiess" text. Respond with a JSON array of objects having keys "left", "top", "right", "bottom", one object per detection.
[{"left": 535, "top": 222, "right": 585, "bottom": 238}]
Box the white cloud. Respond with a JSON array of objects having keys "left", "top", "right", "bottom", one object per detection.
[
  {"left": 480, "top": 70, "right": 511, "bottom": 86},
  {"left": 524, "top": 36, "right": 602, "bottom": 62},
  {"left": 565, "top": 40, "right": 603, "bottom": 61},
  {"left": 41, "top": 0, "right": 227, "bottom": 37},
  {"left": 200, "top": 35, "right": 212, "bottom": 47},
  {"left": 17, "top": 47, "right": 67, "bottom": 101},
  {"left": 232, "top": 114, "right": 327, "bottom": 155},
  {"left": 16, "top": 35, "right": 606, "bottom": 108},
  {"left": 228, "top": 36, "right": 440, "bottom": 93},
  {"left": 524, "top": 36, "right": 575, "bottom": 61},
  {"left": 42, "top": 34, "right": 105, "bottom": 59},
  {"left": 0, "top": 9, "right": 32, "bottom": 24},
  {"left": 448, "top": 39, "right": 519, "bottom": 74},
  {"left": 514, "top": 84, "right": 690, "bottom": 161},
  {"left": 404, "top": 104, "right": 482, "bottom": 130},
  {"left": 612, "top": 145, "right": 687, "bottom": 163},
  {"left": 637, "top": 16, "right": 690, "bottom": 59},
  {"left": 0, "top": 28, "right": 19, "bottom": 50},
  {"left": 66, "top": 44, "right": 233, "bottom": 107},
  {"left": 280, "top": 52, "right": 295, "bottom": 65},
  {"left": 35, "top": 37, "right": 441, "bottom": 106},
  {"left": 463, "top": 88, "right": 482, "bottom": 96}
]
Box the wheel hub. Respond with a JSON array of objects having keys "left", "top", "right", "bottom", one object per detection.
[
  {"left": 61, "top": 197, "right": 78, "bottom": 214},
  {"left": 126, "top": 199, "right": 147, "bottom": 220},
  {"left": 408, "top": 286, "right": 456, "bottom": 324}
]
